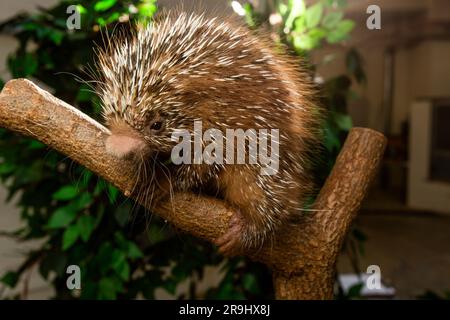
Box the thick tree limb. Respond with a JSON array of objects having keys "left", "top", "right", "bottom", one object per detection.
[{"left": 0, "top": 79, "right": 386, "bottom": 299}]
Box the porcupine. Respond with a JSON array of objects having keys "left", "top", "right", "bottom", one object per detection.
[{"left": 96, "top": 11, "right": 322, "bottom": 256}]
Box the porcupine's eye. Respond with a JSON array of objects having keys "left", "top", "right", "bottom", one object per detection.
[
  {"left": 149, "top": 118, "right": 165, "bottom": 133},
  {"left": 151, "top": 121, "right": 163, "bottom": 131},
  {"left": 145, "top": 112, "right": 165, "bottom": 135}
]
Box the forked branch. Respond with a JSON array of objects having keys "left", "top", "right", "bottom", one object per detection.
[{"left": 0, "top": 79, "right": 386, "bottom": 299}]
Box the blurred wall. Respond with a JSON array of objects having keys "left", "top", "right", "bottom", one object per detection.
[
  {"left": 315, "top": 0, "right": 450, "bottom": 134},
  {"left": 0, "top": 0, "right": 57, "bottom": 80}
]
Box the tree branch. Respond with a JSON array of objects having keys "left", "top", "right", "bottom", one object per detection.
[{"left": 0, "top": 79, "right": 386, "bottom": 299}]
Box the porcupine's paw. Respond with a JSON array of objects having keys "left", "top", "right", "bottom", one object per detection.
[{"left": 215, "top": 210, "right": 247, "bottom": 257}]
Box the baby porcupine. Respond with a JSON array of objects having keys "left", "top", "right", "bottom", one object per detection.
[{"left": 97, "top": 11, "right": 322, "bottom": 256}]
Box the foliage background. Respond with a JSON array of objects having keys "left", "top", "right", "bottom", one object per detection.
[{"left": 0, "top": 0, "right": 364, "bottom": 299}]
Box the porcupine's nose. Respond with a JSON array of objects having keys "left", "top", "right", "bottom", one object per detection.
[
  {"left": 105, "top": 120, "right": 146, "bottom": 160},
  {"left": 105, "top": 134, "right": 146, "bottom": 159}
]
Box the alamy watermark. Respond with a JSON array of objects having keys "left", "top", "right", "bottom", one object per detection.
[
  {"left": 367, "top": 5, "right": 381, "bottom": 30},
  {"left": 171, "top": 121, "right": 280, "bottom": 176},
  {"left": 66, "top": 5, "right": 81, "bottom": 30},
  {"left": 66, "top": 265, "right": 81, "bottom": 290},
  {"left": 366, "top": 264, "right": 382, "bottom": 290}
]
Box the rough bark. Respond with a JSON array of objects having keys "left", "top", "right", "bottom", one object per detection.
[{"left": 0, "top": 79, "right": 386, "bottom": 299}]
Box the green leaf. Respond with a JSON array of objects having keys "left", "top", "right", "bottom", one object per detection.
[
  {"left": 95, "top": 204, "right": 106, "bottom": 226},
  {"left": 305, "top": 3, "right": 323, "bottom": 29},
  {"left": 97, "top": 242, "right": 114, "bottom": 274},
  {"left": 47, "top": 206, "right": 77, "bottom": 229},
  {"left": 52, "top": 185, "right": 79, "bottom": 201},
  {"left": 0, "top": 271, "right": 19, "bottom": 288},
  {"left": 107, "top": 184, "right": 119, "bottom": 203},
  {"left": 0, "top": 162, "right": 15, "bottom": 175},
  {"left": 278, "top": 3, "right": 288, "bottom": 16},
  {"left": 294, "top": 15, "right": 306, "bottom": 33},
  {"left": 338, "top": 19, "right": 355, "bottom": 34},
  {"left": 293, "top": 35, "right": 315, "bottom": 51},
  {"left": 323, "top": 122, "right": 341, "bottom": 152},
  {"left": 94, "top": 179, "right": 106, "bottom": 196},
  {"left": 76, "top": 85, "right": 93, "bottom": 102},
  {"left": 80, "top": 170, "right": 93, "bottom": 188},
  {"left": 171, "top": 264, "right": 189, "bottom": 283},
  {"left": 76, "top": 5, "right": 87, "bottom": 14},
  {"left": 39, "top": 51, "right": 55, "bottom": 70},
  {"left": 96, "top": 17, "right": 107, "bottom": 26},
  {"left": 242, "top": 273, "right": 259, "bottom": 294},
  {"left": 138, "top": 2, "right": 157, "bottom": 17},
  {"left": 347, "top": 283, "right": 364, "bottom": 298},
  {"left": 98, "top": 277, "right": 123, "bottom": 300},
  {"left": 114, "top": 232, "right": 127, "bottom": 246},
  {"left": 322, "top": 12, "right": 343, "bottom": 29},
  {"left": 114, "top": 205, "right": 130, "bottom": 227},
  {"left": 94, "top": 0, "right": 117, "bottom": 12},
  {"left": 148, "top": 224, "right": 169, "bottom": 245},
  {"left": 22, "top": 21, "right": 39, "bottom": 31},
  {"left": 114, "top": 232, "right": 143, "bottom": 259},
  {"left": 106, "top": 12, "right": 120, "bottom": 24},
  {"left": 8, "top": 53, "right": 38, "bottom": 77},
  {"left": 116, "top": 260, "right": 130, "bottom": 281},
  {"left": 243, "top": 3, "right": 256, "bottom": 28},
  {"left": 77, "top": 215, "right": 96, "bottom": 242},
  {"left": 28, "top": 140, "right": 46, "bottom": 150},
  {"left": 74, "top": 192, "right": 93, "bottom": 210},
  {"left": 212, "top": 273, "right": 246, "bottom": 299},
  {"left": 335, "top": 113, "right": 353, "bottom": 131},
  {"left": 111, "top": 250, "right": 129, "bottom": 281},
  {"left": 163, "top": 278, "right": 178, "bottom": 295},
  {"left": 213, "top": 281, "right": 235, "bottom": 299},
  {"left": 62, "top": 225, "right": 80, "bottom": 250},
  {"left": 48, "top": 30, "right": 64, "bottom": 45},
  {"left": 127, "top": 242, "right": 144, "bottom": 259},
  {"left": 308, "top": 28, "right": 327, "bottom": 42},
  {"left": 285, "top": 0, "right": 306, "bottom": 30},
  {"left": 327, "top": 20, "right": 355, "bottom": 43}
]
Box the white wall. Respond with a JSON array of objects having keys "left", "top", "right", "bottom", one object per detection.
[
  {"left": 314, "top": 0, "right": 450, "bottom": 134},
  {"left": 392, "top": 40, "right": 450, "bottom": 135}
]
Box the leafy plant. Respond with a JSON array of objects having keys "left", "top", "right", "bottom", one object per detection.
[
  {"left": 236, "top": 0, "right": 365, "bottom": 179},
  {"left": 0, "top": 0, "right": 231, "bottom": 300},
  {"left": 0, "top": 0, "right": 363, "bottom": 299}
]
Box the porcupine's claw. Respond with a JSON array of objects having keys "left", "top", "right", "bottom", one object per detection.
[{"left": 215, "top": 211, "right": 246, "bottom": 257}]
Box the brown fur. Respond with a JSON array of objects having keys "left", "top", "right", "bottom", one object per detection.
[{"left": 98, "top": 11, "right": 323, "bottom": 256}]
